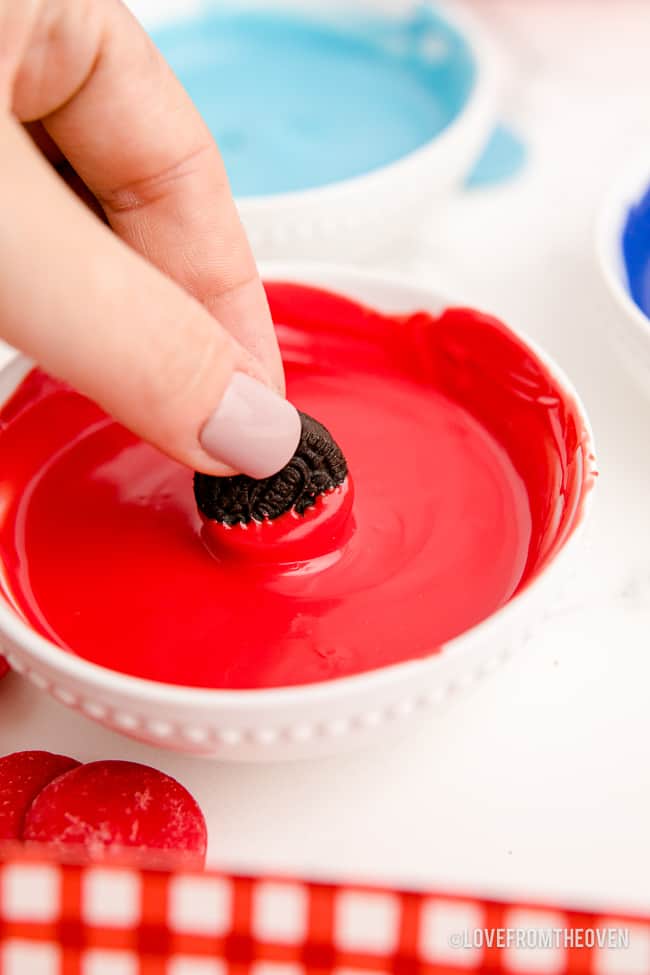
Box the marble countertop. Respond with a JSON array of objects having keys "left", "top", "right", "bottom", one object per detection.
[{"left": 1, "top": 0, "right": 649, "bottom": 913}]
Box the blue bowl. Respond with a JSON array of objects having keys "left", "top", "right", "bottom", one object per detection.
[
  {"left": 597, "top": 152, "right": 650, "bottom": 390},
  {"left": 147, "top": 2, "right": 479, "bottom": 197},
  {"left": 128, "top": 1, "right": 498, "bottom": 260}
]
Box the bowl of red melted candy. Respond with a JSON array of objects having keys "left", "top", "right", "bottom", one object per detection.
[{"left": 0, "top": 266, "right": 596, "bottom": 760}]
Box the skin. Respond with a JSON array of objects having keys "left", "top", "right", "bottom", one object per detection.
[{"left": 0, "top": 0, "right": 285, "bottom": 476}]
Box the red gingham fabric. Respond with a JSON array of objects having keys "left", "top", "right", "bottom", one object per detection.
[{"left": 0, "top": 855, "right": 648, "bottom": 975}]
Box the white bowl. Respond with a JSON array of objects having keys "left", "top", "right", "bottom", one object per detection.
[
  {"left": 0, "top": 265, "right": 596, "bottom": 762},
  {"left": 128, "top": 0, "right": 500, "bottom": 260},
  {"left": 597, "top": 151, "right": 650, "bottom": 392}
]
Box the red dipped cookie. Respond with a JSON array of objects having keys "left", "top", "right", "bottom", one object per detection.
[
  {"left": 0, "top": 751, "right": 80, "bottom": 841},
  {"left": 23, "top": 760, "right": 207, "bottom": 867}
]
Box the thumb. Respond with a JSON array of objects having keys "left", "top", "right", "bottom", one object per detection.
[{"left": 0, "top": 119, "right": 301, "bottom": 479}]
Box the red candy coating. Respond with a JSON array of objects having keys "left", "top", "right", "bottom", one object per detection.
[
  {"left": 201, "top": 477, "right": 355, "bottom": 564},
  {"left": 0, "top": 750, "right": 80, "bottom": 841},
  {"left": 22, "top": 760, "right": 207, "bottom": 867},
  {"left": 0, "top": 286, "right": 592, "bottom": 689},
  {"left": 0, "top": 657, "right": 8, "bottom": 680}
]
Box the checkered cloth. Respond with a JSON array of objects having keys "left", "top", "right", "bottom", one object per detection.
[{"left": 0, "top": 854, "right": 648, "bottom": 975}]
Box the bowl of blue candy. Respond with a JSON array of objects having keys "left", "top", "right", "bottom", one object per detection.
[
  {"left": 128, "top": 0, "right": 499, "bottom": 259},
  {"left": 598, "top": 151, "right": 650, "bottom": 392}
]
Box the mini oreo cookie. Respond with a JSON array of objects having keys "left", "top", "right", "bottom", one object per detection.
[{"left": 194, "top": 412, "right": 348, "bottom": 526}]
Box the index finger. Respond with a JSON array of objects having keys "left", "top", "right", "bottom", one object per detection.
[{"left": 10, "top": 0, "right": 284, "bottom": 392}]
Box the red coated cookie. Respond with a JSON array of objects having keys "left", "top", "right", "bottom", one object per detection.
[
  {"left": 23, "top": 760, "right": 207, "bottom": 867},
  {"left": 0, "top": 751, "right": 80, "bottom": 841}
]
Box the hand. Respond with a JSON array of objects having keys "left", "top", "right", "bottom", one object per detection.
[{"left": 0, "top": 0, "right": 301, "bottom": 479}]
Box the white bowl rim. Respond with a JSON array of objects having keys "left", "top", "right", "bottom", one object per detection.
[
  {"left": 0, "top": 263, "right": 597, "bottom": 712},
  {"left": 148, "top": 0, "right": 501, "bottom": 210},
  {"left": 596, "top": 146, "right": 650, "bottom": 342}
]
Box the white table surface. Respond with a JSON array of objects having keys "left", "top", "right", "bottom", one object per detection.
[{"left": 2, "top": 0, "right": 650, "bottom": 914}]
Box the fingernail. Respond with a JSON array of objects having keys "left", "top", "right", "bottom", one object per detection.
[{"left": 200, "top": 372, "right": 302, "bottom": 479}]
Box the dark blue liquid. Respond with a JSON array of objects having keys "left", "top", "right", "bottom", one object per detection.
[{"left": 622, "top": 185, "right": 650, "bottom": 317}]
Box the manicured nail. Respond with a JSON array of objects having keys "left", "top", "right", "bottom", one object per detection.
[{"left": 200, "top": 372, "right": 302, "bottom": 479}]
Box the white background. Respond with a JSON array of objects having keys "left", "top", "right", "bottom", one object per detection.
[{"left": 1, "top": 1, "right": 650, "bottom": 913}]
